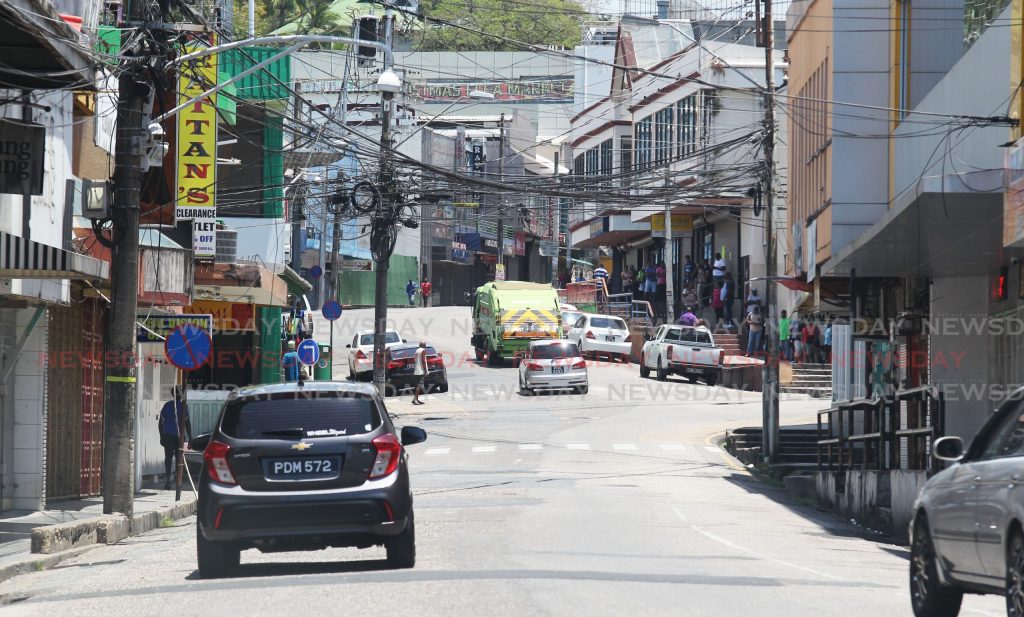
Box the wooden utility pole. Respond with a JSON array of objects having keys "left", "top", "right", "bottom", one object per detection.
[{"left": 760, "top": 0, "right": 780, "bottom": 461}]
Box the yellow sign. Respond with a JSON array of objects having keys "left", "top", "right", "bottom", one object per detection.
[
  {"left": 175, "top": 39, "right": 219, "bottom": 259},
  {"left": 499, "top": 308, "right": 560, "bottom": 339},
  {"left": 184, "top": 300, "right": 255, "bottom": 332},
  {"left": 651, "top": 215, "right": 692, "bottom": 237}
]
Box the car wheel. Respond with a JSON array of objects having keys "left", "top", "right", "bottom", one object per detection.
[
  {"left": 196, "top": 523, "right": 239, "bottom": 579},
  {"left": 575, "top": 385, "right": 589, "bottom": 395},
  {"left": 519, "top": 374, "right": 532, "bottom": 396},
  {"left": 488, "top": 347, "right": 502, "bottom": 366},
  {"left": 386, "top": 512, "right": 416, "bottom": 569},
  {"left": 656, "top": 357, "right": 667, "bottom": 381},
  {"left": 705, "top": 372, "right": 719, "bottom": 387},
  {"left": 437, "top": 382, "right": 449, "bottom": 394},
  {"left": 639, "top": 355, "right": 650, "bottom": 378},
  {"left": 910, "top": 516, "right": 962, "bottom": 617},
  {"left": 475, "top": 348, "right": 485, "bottom": 362},
  {"left": 1008, "top": 530, "right": 1024, "bottom": 617}
]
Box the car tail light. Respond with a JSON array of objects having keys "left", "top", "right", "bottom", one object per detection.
[
  {"left": 586, "top": 331, "right": 596, "bottom": 339},
  {"left": 667, "top": 346, "right": 674, "bottom": 360},
  {"left": 572, "top": 360, "right": 586, "bottom": 369},
  {"left": 387, "top": 360, "right": 401, "bottom": 370},
  {"left": 369, "top": 433, "right": 402, "bottom": 479},
  {"left": 527, "top": 362, "right": 543, "bottom": 371},
  {"left": 204, "top": 441, "right": 237, "bottom": 485},
  {"left": 625, "top": 334, "right": 633, "bottom": 343},
  {"left": 428, "top": 356, "right": 444, "bottom": 367},
  {"left": 356, "top": 349, "right": 367, "bottom": 360}
]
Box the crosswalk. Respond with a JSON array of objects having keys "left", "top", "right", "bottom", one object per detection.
[{"left": 421, "top": 442, "right": 723, "bottom": 457}]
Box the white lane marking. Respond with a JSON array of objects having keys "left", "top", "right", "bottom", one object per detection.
[
  {"left": 659, "top": 443, "right": 685, "bottom": 451},
  {"left": 518, "top": 443, "right": 543, "bottom": 451},
  {"left": 472, "top": 445, "right": 497, "bottom": 453},
  {"left": 704, "top": 445, "right": 721, "bottom": 453},
  {"left": 424, "top": 447, "right": 450, "bottom": 456},
  {"left": 566, "top": 443, "right": 591, "bottom": 451},
  {"left": 673, "top": 507, "right": 842, "bottom": 582},
  {"left": 612, "top": 443, "right": 638, "bottom": 451}
]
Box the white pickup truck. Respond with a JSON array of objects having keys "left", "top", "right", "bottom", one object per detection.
[{"left": 639, "top": 325, "right": 724, "bottom": 386}]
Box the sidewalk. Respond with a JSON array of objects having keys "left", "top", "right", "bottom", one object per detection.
[{"left": 0, "top": 486, "right": 197, "bottom": 583}]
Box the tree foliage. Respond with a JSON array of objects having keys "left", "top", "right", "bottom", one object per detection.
[{"left": 416, "top": 0, "right": 586, "bottom": 51}]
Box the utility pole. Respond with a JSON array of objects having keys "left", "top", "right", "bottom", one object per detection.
[
  {"left": 103, "top": 6, "right": 153, "bottom": 517},
  {"left": 328, "top": 56, "right": 350, "bottom": 305},
  {"left": 664, "top": 172, "right": 674, "bottom": 323},
  {"left": 317, "top": 172, "right": 328, "bottom": 308},
  {"left": 551, "top": 151, "right": 559, "bottom": 286},
  {"left": 760, "top": 0, "right": 780, "bottom": 462},
  {"left": 290, "top": 181, "right": 304, "bottom": 277},
  {"left": 371, "top": 11, "right": 397, "bottom": 397},
  {"left": 496, "top": 113, "right": 506, "bottom": 276}
]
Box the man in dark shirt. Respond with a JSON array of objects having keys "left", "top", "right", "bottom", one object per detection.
[{"left": 158, "top": 386, "right": 192, "bottom": 490}]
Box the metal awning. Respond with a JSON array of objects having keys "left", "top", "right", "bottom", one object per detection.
[
  {"left": 822, "top": 171, "right": 1014, "bottom": 278},
  {"left": 0, "top": 0, "right": 96, "bottom": 89},
  {"left": 280, "top": 265, "right": 313, "bottom": 294},
  {"left": 0, "top": 232, "right": 108, "bottom": 280}
]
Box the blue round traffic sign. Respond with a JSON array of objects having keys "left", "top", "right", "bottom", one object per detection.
[
  {"left": 297, "top": 339, "right": 320, "bottom": 366},
  {"left": 309, "top": 265, "right": 323, "bottom": 280},
  {"left": 164, "top": 324, "right": 212, "bottom": 372},
  {"left": 322, "top": 300, "right": 342, "bottom": 321}
]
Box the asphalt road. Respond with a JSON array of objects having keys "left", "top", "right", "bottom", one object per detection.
[{"left": 0, "top": 306, "right": 1004, "bottom": 616}]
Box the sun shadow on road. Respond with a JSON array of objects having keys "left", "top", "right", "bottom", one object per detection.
[{"left": 186, "top": 558, "right": 393, "bottom": 581}]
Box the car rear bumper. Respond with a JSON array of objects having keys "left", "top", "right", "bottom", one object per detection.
[
  {"left": 352, "top": 359, "right": 372, "bottom": 374},
  {"left": 524, "top": 371, "right": 588, "bottom": 389},
  {"left": 388, "top": 371, "right": 447, "bottom": 388},
  {"left": 198, "top": 470, "right": 412, "bottom": 544},
  {"left": 583, "top": 340, "right": 631, "bottom": 355}
]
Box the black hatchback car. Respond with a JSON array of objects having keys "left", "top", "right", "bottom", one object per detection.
[
  {"left": 385, "top": 344, "right": 448, "bottom": 395},
  {"left": 189, "top": 382, "right": 427, "bottom": 578}
]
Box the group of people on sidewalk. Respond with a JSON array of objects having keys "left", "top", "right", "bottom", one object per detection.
[{"left": 405, "top": 279, "right": 432, "bottom": 307}]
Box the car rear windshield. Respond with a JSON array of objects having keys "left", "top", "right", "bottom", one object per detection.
[
  {"left": 220, "top": 393, "right": 382, "bottom": 439},
  {"left": 359, "top": 332, "right": 401, "bottom": 346},
  {"left": 590, "top": 317, "right": 626, "bottom": 330},
  {"left": 391, "top": 346, "right": 437, "bottom": 359},
  {"left": 532, "top": 343, "right": 580, "bottom": 359}
]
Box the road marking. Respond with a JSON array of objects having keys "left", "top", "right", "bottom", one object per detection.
[
  {"left": 704, "top": 445, "right": 721, "bottom": 453},
  {"left": 659, "top": 443, "right": 685, "bottom": 451},
  {"left": 424, "top": 447, "right": 450, "bottom": 456},
  {"left": 566, "top": 443, "right": 591, "bottom": 451},
  {"left": 518, "top": 443, "right": 543, "bottom": 451},
  {"left": 612, "top": 443, "right": 638, "bottom": 451},
  {"left": 472, "top": 445, "right": 496, "bottom": 453}
]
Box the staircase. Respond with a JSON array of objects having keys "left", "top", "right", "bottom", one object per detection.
[
  {"left": 727, "top": 426, "right": 820, "bottom": 473},
  {"left": 712, "top": 332, "right": 743, "bottom": 357},
  {"left": 782, "top": 363, "right": 833, "bottom": 398}
]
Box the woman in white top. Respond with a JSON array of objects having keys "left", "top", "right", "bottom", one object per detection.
[{"left": 412, "top": 342, "right": 428, "bottom": 405}]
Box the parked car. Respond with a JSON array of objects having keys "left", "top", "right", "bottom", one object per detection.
[
  {"left": 909, "top": 388, "right": 1024, "bottom": 617},
  {"left": 567, "top": 313, "right": 632, "bottom": 361},
  {"left": 560, "top": 310, "right": 584, "bottom": 337},
  {"left": 639, "top": 324, "right": 723, "bottom": 386},
  {"left": 347, "top": 330, "right": 403, "bottom": 380},
  {"left": 190, "top": 381, "right": 427, "bottom": 578},
  {"left": 385, "top": 344, "right": 448, "bottom": 395},
  {"left": 518, "top": 340, "right": 588, "bottom": 395}
]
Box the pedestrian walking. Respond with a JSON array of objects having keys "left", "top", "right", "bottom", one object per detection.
[
  {"left": 802, "top": 319, "right": 820, "bottom": 364},
  {"left": 643, "top": 261, "right": 657, "bottom": 298},
  {"left": 405, "top": 279, "right": 418, "bottom": 306},
  {"left": 283, "top": 339, "right": 301, "bottom": 382},
  {"left": 420, "top": 279, "right": 432, "bottom": 307},
  {"left": 593, "top": 264, "right": 608, "bottom": 281},
  {"left": 745, "top": 307, "right": 765, "bottom": 357},
  {"left": 778, "top": 309, "right": 792, "bottom": 361},
  {"left": 620, "top": 266, "right": 634, "bottom": 296},
  {"left": 721, "top": 272, "right": 736, "bottom": 330},
  {"left": 824, "top": 317, "right": 833, "bottom": 364},
  {"left": 655, "top": 261, "right": 667, "bottom": 298},
  {"left": 711, "top": 281, "right": 725, "bottom": 328},
  {"left": 158, "top": 386, "right": 192, "bottom": 490},
  {"left": 683, "top": 255, "right": 696, "bottom": 288},
  {"left": 789, "top": 313, "right": 804, "bottom": 363},
  {"left": 412, "top": 341, "right": 429, "bottom": 405}
]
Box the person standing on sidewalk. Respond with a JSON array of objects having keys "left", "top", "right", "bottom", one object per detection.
[
  {"left": 789, "top": 313, "right": 805, "bottom": 363},
  {"left": 412, "top": 341, "right": 429, "bottom": 405},
  {"left": 420, "top": 279, "right": 432, "bottom": 307},
  {"left": 745, "top": 306, "right": 764, "bottom": 357},
  {"left": 778, "top": 310, "right": 791, "bottom": 361},
  {"left": 282, "top": 340, "right": 300, "bottom": 382},
  {"left": 721, "top": 272, "right": 736, "bottom": 330},
  {"left": 711, "top": 281, "right": 725, "bottom": 329},
  {"left": 158, "top": 386, "right": 192, "bottom": 490}
]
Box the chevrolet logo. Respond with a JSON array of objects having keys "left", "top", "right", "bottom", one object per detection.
[{"left": 291, "top": 442, "right": 312, "bottom": 451}]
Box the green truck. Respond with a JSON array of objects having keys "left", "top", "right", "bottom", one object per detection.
[{"left": 471, "top": 281, "right": 562, "bottom": 366}]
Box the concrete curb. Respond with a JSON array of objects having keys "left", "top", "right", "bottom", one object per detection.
[{"left": 0, "top": 544, "right": 102, "bottom": 584}]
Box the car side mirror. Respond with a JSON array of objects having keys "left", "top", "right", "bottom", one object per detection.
[
  {"left": 345, "top": 344, "right": 351, "bottom": 348},
  {"left": 401, "top": 426, "right": 427, "bottom": 446},
  {"left": 402, "top": 339, "right": 408, "bottom": 343},
  {"left": 932, "top": 436, "right": 965, "bottom": 463},
  {"left": 189, "top": 433, "right": 211, "bottom": 452}
]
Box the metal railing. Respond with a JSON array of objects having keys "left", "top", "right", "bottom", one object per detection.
[{"left": 816, "top": 386, "right": 945, "bottom": 473}]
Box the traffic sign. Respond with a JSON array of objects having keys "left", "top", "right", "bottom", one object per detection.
[
  {"left": 322, "top": 300, "right": 342, "bottom": 321},
  {"left": 164, "top": 324, "right": 213, "bottom": 372},
  {"left": 297, "top": 339, "right": 320, "bottom": 366},
  {"left": 309, "top": 265, "right": 322, "bottom": 280}
]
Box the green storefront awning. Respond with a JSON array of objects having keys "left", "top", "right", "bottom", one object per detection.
[
  {"left": 217, "top": 72, "right": 238, "bottom": 125},
  {"left": 281, "top": 265, "right": 313, "bottom": 295}
]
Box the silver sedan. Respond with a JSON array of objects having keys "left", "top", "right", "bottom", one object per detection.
[
  {"left": 909, "top": 388, "right": 1024, "bottom": 617},
  {"left": 517, "top": 339, "right": 588, "bottom": 395}
]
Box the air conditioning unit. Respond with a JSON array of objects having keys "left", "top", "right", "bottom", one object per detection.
[{"left": 215, "top": 225, "right": 237, "bottom": 264}]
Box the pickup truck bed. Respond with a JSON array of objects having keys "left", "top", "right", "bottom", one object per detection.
[{"left": 639, "top": 325, "right": 724, "bottom": 386}]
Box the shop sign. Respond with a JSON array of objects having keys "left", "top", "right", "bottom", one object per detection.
[
  {"left": 650, "top": 214, "right": 693, "bottom": 237},
  {"left": 339, "top": 259, "right": 372, "bottom": 271},
  {"left": 137, "top": 313, "right": 213, "bottom": 343},
  {"left": 414, "top": 78, "right": 574, "bottom": 104},
  {"left": 589, "top": 218, "right": 604, "bottom": 237},
  {"left": 478, "top": 253, "right": 498, "bottom": 264},
  {"left": 495, "top": 264, "right": 506, "bottom": 281},
  {"left": 184, "top": 300, "right": 255, "bottom": 332},
  {"left": 514, "top": 232, "right": 526, "bottom": 256},
  {"left": 0, "top": 119, "right": 44, "bottom": 196}
]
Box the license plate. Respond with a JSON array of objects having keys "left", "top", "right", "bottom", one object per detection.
[
  {"left": 264, "top": 456, "right": 341, "bottom": 480},
  {"left": 605, "top": 335, "right": 616, "bottom": 341},
  {"left": 551, "top": 366, "right": 565, "bottom": 374}
]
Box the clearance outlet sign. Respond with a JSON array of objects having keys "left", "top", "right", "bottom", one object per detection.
[{"left": 176, "top": 40, "right": 218, "bottom": 260}]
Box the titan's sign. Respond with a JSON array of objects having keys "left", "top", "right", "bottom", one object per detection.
[
  {"left": 175, "top": 39, "right": 218, "bottom": 260},
  {"left": 414, "top": 78, "right": 574, "bottom": 103}
]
